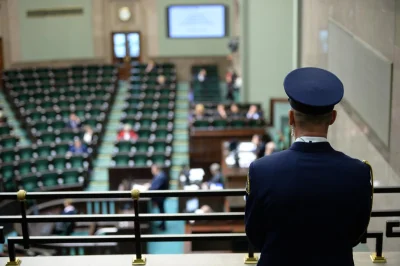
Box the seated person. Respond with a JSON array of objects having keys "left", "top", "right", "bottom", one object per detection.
[
  {"left": 229, "top": 103, "right": 242, "bottom": 119},
  {"left": 68, "top": 138, "right": 88, "bottom": 155},
  {"left": 216, "top": 104, "right": 227, "bottom": 119},
  {"left": 252, "top": 134, "right": 265, "bottom": 159},
  {"left": 197, "top": 68, "right": 207, "bottom": 83},
  {"left": 66, "top": 113, "right": 81, "bottom": 129},
  {"left": 83, "top": 125, "right": 94, "bottom": 145},
  {"left": 246, "top": 105, "right": 260, "bottom": 120},
  {"left": 145, "top": 60, "right": 156, "bottom": 73},
  {"left": 190, "top": 104, "right": 205, "bottom": 124},
  {"left": 157, "top": 75, "right": 166, "bottom": 86},
  {"left": 117, "top": 124, "right": 138, "bottom": 141},
  {"left": 202, "top": 163, "right": 224, "bottom": 189},
  {"left": 53, "top": 199, "right": 77, "bottom": 236}
]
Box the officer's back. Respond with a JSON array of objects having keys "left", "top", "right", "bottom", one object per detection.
[{"left": 245, "top": 68, "right": 372, "bottom": 266}]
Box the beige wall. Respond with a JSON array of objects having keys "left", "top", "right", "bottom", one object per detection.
[
  {"left": 301, "top": 0, "right": 400, "bottom": 252},
  {"left": 1, "top": 0, "right": 231, "bottom": 80}
]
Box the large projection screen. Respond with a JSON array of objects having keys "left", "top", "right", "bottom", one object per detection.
[
  {"left": 167, "top": 4, "right": 227, "bottom": 38},
  {"left": 328, "top": 20, "right": 393, "bottom": 146}
]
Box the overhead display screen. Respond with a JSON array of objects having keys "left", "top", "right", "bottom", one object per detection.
[{"left": 167, "top": 4, "right": 227, "bottom": 38}]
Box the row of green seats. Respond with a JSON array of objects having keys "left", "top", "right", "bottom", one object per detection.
[
  {"left": 5, "top": 78, "right": 116, "bottom": 90},
  {"left": 121, "top": 115, "right": 172, "bottom": 128},
  {"left": 35, "top": 129, "right": 99, "bottom": 144},
  {"left": 4, "top": 65, "right": 116, "bottom": 76},
  {"left": 192, "top": 118, "right": 266, "bottom": 129},
  {"left": 115, "top": 139, "right": 171, "bottom": 153},
  {"left": 123, "top": 106, "right": 173, "bottom": 116},
  {"left": 0, "top": 136, "right": 19, "bottom": 149},
  {"left": 1, "top": 169, "right": 86, "bottom": 192},
  {"left": 25, "top": 107, "right": 106, "bottom": 122},
  {"left": 1, "top": 154, "right": 89, "bottom": 182},
  {"left": 0, "top": 143, "right": 74, "bottom": 162},
  {"left": 112, "top": 152, "right": 171, "bottom": 167},
  {"left": 10, "top": 84, "right": 115, "bottom": 96},
  {"left": 125, "top": 95, "right": 173, "bottom": 106},
  {"left": 19, "top": 96, "right": 108, "bottom": 112},
  {"left": 13, "top": 89, "right": 111, "bottom": 103}
]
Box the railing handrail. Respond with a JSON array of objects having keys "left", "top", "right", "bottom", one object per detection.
[
  {"left": 1, "top": 186, "right": 399, "bottom": 201},
  {"left": 0, "top": 189, "right": 246, "bottom": 200},
  {"left": 1, "top": 187, "right": 400, "bottom": 265}
]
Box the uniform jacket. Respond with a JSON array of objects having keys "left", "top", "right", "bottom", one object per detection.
[{"left": 245, "top": 141, "right": 372, "bottom": 266}]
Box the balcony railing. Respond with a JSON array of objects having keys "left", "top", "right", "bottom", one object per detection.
[{"left": 0, "top": 187, "right": 399, "bottom": 265}]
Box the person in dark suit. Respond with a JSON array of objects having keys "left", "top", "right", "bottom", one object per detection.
[
  {"left": 66, "top": 113, "right": 81, "bottom": 129},
  {"left": 245, "top": 67, "right": 373, "bottom": 266},
  {"left": 145, "top": 164, "right": 168, "bottom": 231},
  {"left": 53, "top": 199, "right": 77, "bottom": 235},
  {"left": 68, "top": 138, "right": 88, "bottom": 155}
]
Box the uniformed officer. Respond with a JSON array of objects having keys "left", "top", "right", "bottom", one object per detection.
[{"left": 245, "top": 67, "right": 373, "bottom": 266}]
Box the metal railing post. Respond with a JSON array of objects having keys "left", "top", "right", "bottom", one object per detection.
[
  {"left": 244, "top": 240, "right": 258, "bottom": 264},
  {"left": 131, "top": 189, "right": 146, "bottom": 265},
  {"left": 366, "top": 232, "right": 386, "bottom": 263},
  {"left": 6, "top": 239, "right": 21, "bottom": 266},
  {"left": 17, "top": 190, "right": 30, "bottom": 249}
]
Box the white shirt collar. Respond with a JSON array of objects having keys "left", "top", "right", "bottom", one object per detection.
[{"left": 295, "top": 136, "right": 328, "bottom": 143}]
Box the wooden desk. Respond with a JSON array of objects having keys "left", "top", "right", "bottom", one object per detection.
[
  {"left": 189, "top": 128, "right": 264, "bottom": 178},
  {"left": 108, "top": 167, "right": 168, "bottom": 190},
  {"left": 184, "top": 220, "right": 246, "bottom": 253}
]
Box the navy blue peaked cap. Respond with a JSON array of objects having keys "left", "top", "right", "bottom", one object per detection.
[{"left": 284, "top": 67, "right": 344, "bottom": 115}]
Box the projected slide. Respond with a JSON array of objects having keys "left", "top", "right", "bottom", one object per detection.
[{"left": 167, "top": 5, "right": 226, "bottom": 38}]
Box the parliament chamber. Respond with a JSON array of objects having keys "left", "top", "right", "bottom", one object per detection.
[{"left": 0, "top": 0, "right": 400, "bottom": 266}]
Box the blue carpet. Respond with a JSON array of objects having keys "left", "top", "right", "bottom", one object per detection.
[{"left": 147, "top": 198, "right": 185, "bottom": 254}]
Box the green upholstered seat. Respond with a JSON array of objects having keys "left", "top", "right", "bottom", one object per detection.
[
  {"left": 19, "top": 147, "right": 34, "bottom": 161},
  {"left": 53, "top": 157, "right": 67, "bottom": 170},
  {"left": 33, "top": 121, "right": 49, "bottom": 132},
  {"left": 69, "top": 155, "right": 86, "bottom": 169},
  {"left": 18, "top": 161, "right": 32, "bottom": 176},
  {"left": 35, "top": 158, "right": 50, "bottom": 172},
  {"left": 38, "top": 132, "right": 56, "bottom": 144},
  {"left": 4, "top": 179, "right": 16, "bottom": 192},
  {"left": 152, "top": 142, "right": 166, "bottom": 153},
  {"left": 28, "top": 111, "right": 42, "bottom": 122},
  {"left": 62, "top": 170, "right": 80, "bottom": 184},
  {"left": 135, "top": 141, "right": 149, "bottom": 152},
  {"left": 59, "top": 131, "right": 76, "bottom": 142},
  {"left": 151, "top": 154, "right": 166, "bottom": 165},
  {"left": 116, "top": 141, "right": 132, "bottom": 153},
  {"left": 52, "top": 120, "right": 66, "bottom": 130},
  {"left": 193, "top": 120, "right": 209, "bottom": 128},
  {"left": 133, "top": 154, "right": 147, "bottom": 167},
  {"left": 248, "top": 119, "right": 266, "bottom": 127},
  {"left": 1, "top": 164, "right": 14, "bottom": 181},
  {"left": 156, "top": 117, "right": 169, "bottom": 127},
  {"left": 1, "top": 149, "right": 15, "bottom": 163},
  {"left": 0, "top": 137, "right": 18, "bottom": 149},
  {"left": 230, "top": 119, "right": 246, "bottom": 128},
  {"left": 114, "top": 153, "right": 130, "bottom": 166},
  {"left": 140, "top": 118, "right": 152, "bottom": 127},
  {"left": 42, "top": 172, "right": 59, "bottom": 187},
  {"left": 137, "top": 128, "right": 150, "bottom": 139},
  {"left": 213, "top": 119, "right": 228, "bottom": 129},
  {"left": 155, "top": 129, "right": 168, "bottom": 138},
  {"left": 55, "top": 143, "right": 69, "bottom": 155},
  {"left": 0, "top": 125, "right": 11, "bottom": 136},
  {"left": 36, "top": 144, "right": 52, "bottom": 158},
  {"left": 20, "top": 174, "right": 39, "bottom": 191}
]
